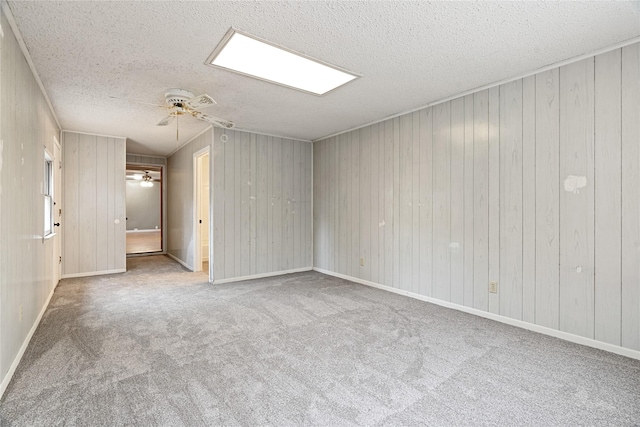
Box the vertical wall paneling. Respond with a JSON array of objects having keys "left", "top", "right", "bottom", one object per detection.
[
  {"left": 535, "top": 68, "right": 560, "bottom": 329},
  {"left": 294, "top": 140, "right": 302, "bottom": 270},
  {"left": 473, "top": 90, "right": 490, "bottom": 311},
  {"left": 522, "top": 76, "right": 536, "bottom": 324},
  {"left": 95, "top": 139, "right": 108, "bottom": 271},
  {"left": 369, "top": 124, "right": 379, "bottom": 283},
  {"left": 282, "top": 139, "right": 294, "bottom": 270},
  {"left": 419, "top": 108, "right": 433, "bottom": 297},
  {"left": 240, "top": 132, "right": 252, "bottom": 276},
  {"left": 488, "top": 87, "right": 500, "bottom": 315},
  {"left": 463, "top": 95, "right": 475, "bottom": 307},
  {"left": 250, "top": 134, "right": 258, "bottom": 274},
  {"left": 170, "top": 128, "right": 311, "bottom": 281},
  {"left": 433, "top": 102, "right": 451, "bottom": 300},
  {"left": 559, "top": 57, "right": 595, "bottom": 338},
  {"left": 1, "top": 11, "right": 61, "bottom": 391},
  {"left": 351, "top": 130, "right": 360, "bottom": 277},
  {"left": 63, "top": 132, "right": 79, "bottom": 274},
  {"left": 360, "top": 126, "right": 371, "bottom": 280},
  {"left": 411, "top": 111, "right": 421, "bottom": 294},
  {"left": 384, "top": 120, "right": 394, "bottom": 287},
  {"left": 392, "top": 117, "right": 400, "bottom": 288},
  {"left": 62, "top": 132, "right": 125, "bottom": 276},
  {"left": 499, "top": 80, "right": 523, "bottom": 319},
  {"left": 312, "top": 41, "right": 640, "bottom": 354},
  {"left": 621, "top": 43, "right": 640, "bottom": 351},
  {"left": 450, "top": 98, "right": 465, "bottom": 305},
  {"left": 224, "top": 131, "right": 236, "bottom": 276},
  {"left": 213, "top": 130, "right": 225, "bottom": 278},
  {"left": 595, "top": 49, "right": 623, "bottom": 345},
  {"left": 399, "top": 113, "right": 413, "bottom": 291}
]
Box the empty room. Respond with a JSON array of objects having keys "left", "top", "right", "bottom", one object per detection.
[{"left": 1, "top": 1, "right": 639, "bottom": 425}]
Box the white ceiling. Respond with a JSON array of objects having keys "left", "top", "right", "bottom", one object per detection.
[{"left": 7, "top": 1, "right": 640, "bottom": 156}]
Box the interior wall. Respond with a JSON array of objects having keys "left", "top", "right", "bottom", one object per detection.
[
  {"left": 126, "top": 180, "right": 161, "bottom": 230},
  {"left": 0, "top": 8, "right": 60, "bottom": 393},
  {"left": 166, "top": 129, "right": 211, "bottom": 268},
  {"left": 61, "top": 131, "right": 126, "bottom": 277},
  {"left": 313, "top": 42, "right": 640, "bottom": 353},
  {"left": 199, "top": 153, "right": 209, "bottom": 262},
  {"left": 166, "top": 127, "right": 313, "bottom": 280},
  {"left": 212, "top": 128, "right": 313, "bottom": 281}
]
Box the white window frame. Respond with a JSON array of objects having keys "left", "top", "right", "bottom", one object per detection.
[{"left": 44, "top": 150, "right": 54, "bottom": 237}]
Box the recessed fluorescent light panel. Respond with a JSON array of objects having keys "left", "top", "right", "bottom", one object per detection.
[{"left": 206, "top": 29, "right": 360, "bottom": 96}]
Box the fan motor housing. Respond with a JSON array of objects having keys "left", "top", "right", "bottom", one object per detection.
[{"left": 165, "top": 88, "right": 195, "bottom": 106}]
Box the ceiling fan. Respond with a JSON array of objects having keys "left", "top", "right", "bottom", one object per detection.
[
  {"left": 157, "top": 88, "right": 234, "bottom": 140},
  {"left": 126, "top": 170, "right": 160, "bottom": 187}
]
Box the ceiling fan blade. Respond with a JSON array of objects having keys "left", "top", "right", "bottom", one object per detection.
[
  {"left": 191, "top": 111, "right": 234, "bottom": 128},
  {"left": 157, "top": 115, "right": 175, "bottom": 126},
  {"left": 185, "top": 94, "right": 216, "bottom": 110}
]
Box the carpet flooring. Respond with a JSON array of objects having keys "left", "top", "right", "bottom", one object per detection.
[{"left": 1, "top": 255, "right": 639, "bottom": 426}]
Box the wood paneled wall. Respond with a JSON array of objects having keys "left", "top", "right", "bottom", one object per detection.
[
  {"left": 61, "top": 132, "right": 126, "bottom": 277},
  {"left": 313, "top": 42, "right": 640, "bottom": 352},
  {"left": 0, "top": 9, "right": 60, "bottom": 392},
  {"left": 167, "top": 127, "right": 313, "bottom": 281}
]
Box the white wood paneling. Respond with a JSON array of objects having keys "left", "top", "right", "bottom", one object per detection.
[
  {"left": 169, "top": 128, "right": 312, "bottom": 281},
  {"left": 0, "top": 10, "right": 60, "bottom": 390},
  {"left": 559, "top": 57, "right": 595, "bottom": 338},
  {"left": 535, "top": 68, "right": 560, "bottom": 329},
  {"left": 594, "top": 49, "right": 622, "bottom": 346},
  {"left": 433, "top": 102, "right": 451, "bottom": 301},
  {"left": 450, "top": 98, "right": 464, "bottom": 305},
  {"left": 473, "top": 90, "right": 489, "bottom": 312},
  {"left": 522, "top": 75, "right": 536, "bottom": 324},
  {"left": 621, "top": 43, "right": 640, "bottom": 351},
  {"left": 499, "top": 80, "right": 523, "bottom": 320},
  {"left": 312, "top": 40, "right": 640, "bottom": 354},
  {"left": 62, "top": 131, "right": 125, "bottom": 277}
]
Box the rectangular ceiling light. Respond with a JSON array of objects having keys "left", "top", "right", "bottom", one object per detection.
[{"left": 206, "top": 29, "right": 360, "bottom": 96}]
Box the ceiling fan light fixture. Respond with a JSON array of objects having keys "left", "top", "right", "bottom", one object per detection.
[
  {"left": 140, "top": 181, "right": 154, "bottom": 188},
  {"left": 140, "top": 172, "right": 154, "bottom": 187},
  {"left": 206, "top": 29, "right": 360, "bottom": 96}
]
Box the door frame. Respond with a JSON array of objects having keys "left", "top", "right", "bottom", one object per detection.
[
  {"left": 125, "top": 162, "right": 166, "bottom": 256},
  {"left": 53, "top": 135, "right": 62, "bottom": 286},
  {"left": 193, "top": 146, "right": 212, "bottom": 282}
]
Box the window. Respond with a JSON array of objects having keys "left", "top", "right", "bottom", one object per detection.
[{"left": 44, "top": 151, "right": 54, "bottom": 236}]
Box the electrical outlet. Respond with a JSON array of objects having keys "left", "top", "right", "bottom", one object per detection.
[
  {"left": 360, "top": 257, "right": 365, "bottom": 267},
  {"left": 19, "top": 305, "right": 23, "bottom": 322},
  {"left": 489, "top": 281, "right": 498, "bottom": 294}
]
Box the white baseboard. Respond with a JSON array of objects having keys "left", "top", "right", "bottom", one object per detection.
[
  {"left": 61, "top": 268, "right": 126, "bottom": 279},
  {"left": 1, "top": 281, "right": 57, "bottom": 398},
  {"left": 313, "top": 267, "right": 640, "bottom": 361},
  {"left": 214, "top": 267, "right": 313, "bottom": 284},
  {"left": 167, "top": 253, "right": 193, "bottom": 271}
]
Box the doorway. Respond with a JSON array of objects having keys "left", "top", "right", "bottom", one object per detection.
[
  {"left": 125, "top": 165, "right": 163, "bottom": 254},
  {"left": 194, "top": 148, "right": 211, "bottom": 279}
]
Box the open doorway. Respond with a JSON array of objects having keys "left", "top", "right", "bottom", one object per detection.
[
  {"left": 194, "top": 148, "right": 211, "bottom": 278},
  {"left": 126, "top": 165, "right": 163, "bottom": 254}
]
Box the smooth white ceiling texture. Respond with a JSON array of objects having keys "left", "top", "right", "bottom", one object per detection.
[{"left": 7, "top": 1, "right": 640, "bottom": 156}]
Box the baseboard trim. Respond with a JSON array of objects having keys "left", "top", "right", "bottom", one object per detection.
[
  {"left": 313, "top": 267, "right": 640, "bottom": 361},
  {"left": 0, "top": 281, "right": 57, "bottom": 398},
  {"left": 214, "top": 267, "right": 313, "bottom": 284},
  {"left": 61, "top": 269, "right": 126, "bottom": 279},
  {"left": 166, "top": 253, "right": 193, "bottom": 271}
]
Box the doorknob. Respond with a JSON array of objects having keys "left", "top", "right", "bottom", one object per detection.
[{"left": 54, "top": 223, "right": 61, "bottom": 227}]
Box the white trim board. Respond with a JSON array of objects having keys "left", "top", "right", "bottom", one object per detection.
[
  {"left": 213, "top": 267, "right": 313, "bottom": 284},
  {"left": 313, "top": 267, "right": 640, "bottom": 361},
  {"left": 61, "top": 268, "right": 126, "bottom": 279},
  {"left": 167, "top": 252, "right": 194, "bottom": 272},
  {"left": 0, "top": 282, "right": 57, "bottom": 398}
]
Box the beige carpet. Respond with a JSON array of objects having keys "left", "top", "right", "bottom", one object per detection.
[{"left": 1, "top": 255, "right": 639, "bottom": 426}]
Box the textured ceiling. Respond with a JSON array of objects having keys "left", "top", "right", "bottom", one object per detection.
[{"left": 7, "top": 1, "right": 640, "bottom": 156}]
